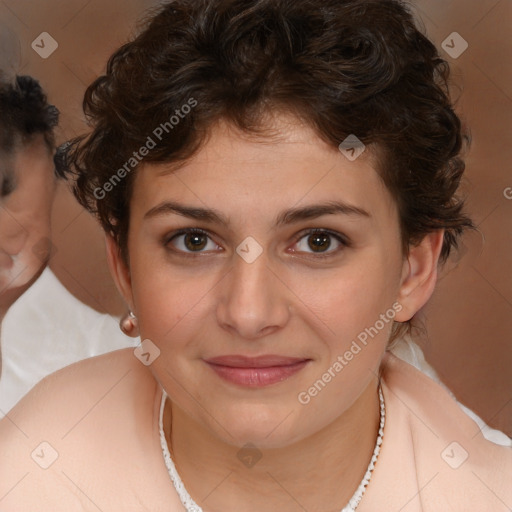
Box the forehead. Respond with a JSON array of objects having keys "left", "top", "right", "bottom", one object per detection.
[{"left": 131, "top": 117, "right": 398, "bottom": 226}]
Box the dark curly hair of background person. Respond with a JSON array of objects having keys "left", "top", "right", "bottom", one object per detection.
[
  {"left": 61, "top": 0, "right": 476, "bottom": 342},
  {"left": 0, "top": 74, "right": 59, "bottom": 153}
]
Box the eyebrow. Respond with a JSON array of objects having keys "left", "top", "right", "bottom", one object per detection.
[{"left": 143, "top": 200, "right": 370, "bottom": 226}]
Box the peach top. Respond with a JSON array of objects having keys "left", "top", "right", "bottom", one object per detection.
[{"left": 0, "top": 349, "right": 510, "bottom": 511}]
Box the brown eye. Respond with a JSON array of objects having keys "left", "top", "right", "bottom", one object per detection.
[
  {"left": 184, "top": 231, "right": 208, "bottom": 251},
  {"left": 307, "top": 232, "right": 331, "bottom": 252},
  {"left": 166, "top": 229, "right": 219, "bottom": 254},
  {"left": 292, "top": 229, "right": 347, "bottom": 256}
]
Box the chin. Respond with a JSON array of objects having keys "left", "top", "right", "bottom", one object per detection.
[
  {"left": 225, "top": 428, "right": 306, "bottom": 452},
  {"left": 209, "top": 405, "right": 305, "bottom": 450}
]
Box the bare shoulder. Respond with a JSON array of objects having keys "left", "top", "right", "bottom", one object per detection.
[
  {"left": 0, "top": 348, "right": 163, "bottom": 510},
  {"left": 379, "top": 352, "right": 512, "bottom": 509},
  {"left": 0, "top": 347, "right": 151, "bottom": 435}
]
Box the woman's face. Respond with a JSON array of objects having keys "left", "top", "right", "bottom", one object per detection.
[
  {"left": 120, "top": 116, "right": 412, "bottom": 448},
  {"left": 0, "top": 136, "right": 56, "bottom": 312}
]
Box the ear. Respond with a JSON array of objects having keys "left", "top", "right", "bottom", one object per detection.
[
  {"left": 394, "top": 230, "right": 445, "bottom": 322},
  {"left": 105, "top": 234, "right": 135, "bottom": 312}
]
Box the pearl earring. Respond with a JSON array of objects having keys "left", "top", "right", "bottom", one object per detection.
[{"left": 119, "top": 310, "right": 139, "bottom": 337}]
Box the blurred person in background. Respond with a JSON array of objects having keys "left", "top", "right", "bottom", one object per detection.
[
  {"left": 0, "top": 74, "right": 132, "bottom": 415},
  {"left": 0, "top": 74, "right": 58, "bottom": 376}
]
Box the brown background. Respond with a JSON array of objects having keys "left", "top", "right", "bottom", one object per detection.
[{"left": 0, "top": 0, "right": 510, "bottom": 435}]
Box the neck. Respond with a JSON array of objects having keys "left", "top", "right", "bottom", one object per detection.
[{"left": 163, "top": 379, "right": 381, "bottom": 512}]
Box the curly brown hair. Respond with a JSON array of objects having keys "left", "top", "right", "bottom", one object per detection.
[
  {"left": 62, "top": 0, "right": 475, "bottom": 341},
  {"left": 0, "top": 74, "right": 59, "bottom": 153}
]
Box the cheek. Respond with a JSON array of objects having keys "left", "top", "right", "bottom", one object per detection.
[
  {"left": 291, "top": 253, "right": 398, "bottom": 343},
  {"left": 34, "top": 180, "right": 56, "bottom": 227},
  {"left": 12, "top": 180, "right": 54, "bottom": 239},
  {"left": 130, "top": 257, "right": 221, "bottom": 345},
  {"left": 129, "top": 235, "right": 402, "bottom": 360},
  {"left": 290, "top": 263, "right": 397, "bottom": 416}
]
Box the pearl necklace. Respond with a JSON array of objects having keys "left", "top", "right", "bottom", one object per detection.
[{"left": 159, "top": 384, "right": 385, "bottom": 512}]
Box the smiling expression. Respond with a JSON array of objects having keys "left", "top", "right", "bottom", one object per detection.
[{"left": 111, "top": 115, "right": 416, "bottom": 448}]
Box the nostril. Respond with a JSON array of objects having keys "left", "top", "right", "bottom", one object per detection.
[{"left": 0, "top": 251, "right": 13, "bottom": 269}]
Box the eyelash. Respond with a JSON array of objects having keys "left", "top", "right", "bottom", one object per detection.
[{"left": 163, "top": 228, "right": 350, "bottom": 259}]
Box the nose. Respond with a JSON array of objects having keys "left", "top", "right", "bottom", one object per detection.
[
  {"left": 216, "top": 249, "right": 291, "bottom": 340},
  {"left": 0, "top": 205, "right": 28, "bottom": 258}
]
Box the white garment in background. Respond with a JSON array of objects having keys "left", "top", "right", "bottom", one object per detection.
[
  {"left": 0, "top": 267, "right": 510, "bottom": 447},
  {"left": 0, "top": 267, "right": 136, "bottom": 418}
]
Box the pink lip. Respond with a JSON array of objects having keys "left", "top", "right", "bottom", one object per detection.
[{"left": 204, "top": 355, "right": 310, "bottom": 387}]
